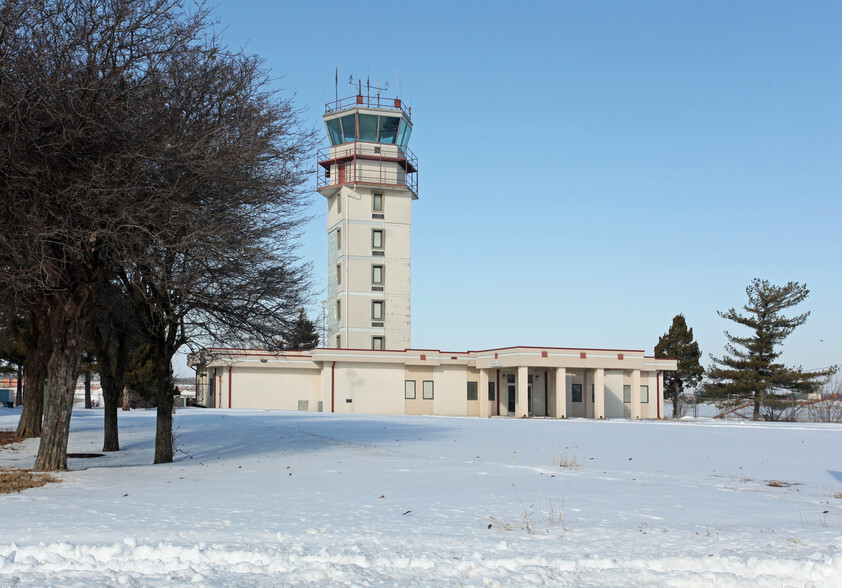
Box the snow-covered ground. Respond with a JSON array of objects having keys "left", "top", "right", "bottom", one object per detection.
[{"left": 1, "top": 407, "right": 841, "bottom": 586}]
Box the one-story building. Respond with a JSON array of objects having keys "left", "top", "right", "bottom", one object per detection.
[{"left": 190, "top": 345, "right": 676, "bottom": 419}]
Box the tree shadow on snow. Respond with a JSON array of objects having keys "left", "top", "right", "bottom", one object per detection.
[
  {"left": 827, "top": 470, "right": 842, "bottom": 484},
  {"left": 173, "top": 411, "right": 451, "bottom": 463}
]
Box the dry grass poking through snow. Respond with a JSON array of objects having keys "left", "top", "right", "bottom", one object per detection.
[
  {"left": 0, "top": 430, "right": 23, "bottom": 447},
  {"left": 554, "top": 447, "right": 579, "bottom": 469},
  {"left": 0, "top": 429, "right": 60, "bottom": 493},
  {"left": 0, "top": 468, "right": 59, "bottom": 493}
]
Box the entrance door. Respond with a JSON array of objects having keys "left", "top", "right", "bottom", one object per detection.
[{"left": 338, "top": 162, "right": 346, "bottom": 184}]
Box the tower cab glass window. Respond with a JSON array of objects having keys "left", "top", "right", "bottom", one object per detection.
[{"left": 326, "top": 113, "right": 412, "bottom": 150}]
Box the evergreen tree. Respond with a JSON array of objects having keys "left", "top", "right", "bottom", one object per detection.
[
  {"left": 708, "top": 279, "right": 835, "bottom": 421},
  {"left": 282, "top": 309, "right": 320, "bottom": 351},
  {"left": 654, "top": 314, "right": 704, "bottom": 418}
]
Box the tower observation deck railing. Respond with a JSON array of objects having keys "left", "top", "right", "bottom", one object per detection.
[
  {"left": 317, "top": 142, "right": 418, "bottom": 195},
  {"left": 325, "top": 94, "right": 411, "bottom": 120}
]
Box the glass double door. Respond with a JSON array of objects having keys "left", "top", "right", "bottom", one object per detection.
[{"left": 507, "top": 374, "right": 533, "bottom": 416}]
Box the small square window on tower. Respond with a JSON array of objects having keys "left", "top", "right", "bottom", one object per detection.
[
  {"left": 373, "top": 193, "right": 383, "bottom": 212},
  {"left": 372, "top": 336, "right": 385, "bottom": 350},
  {"left": 372, "top": 265, "right": 384, "bottom": 285},
  {"left": 336, "top": 228, "right": 342, "bottom": 250},
  {"left": 336, "top": 194, "right": 342, "bottom": 213},
  {"left": 372, "top": 300, "right": 384, "bottom": 321},
  {"left": 336, "top": 299, "right": 341, "bottom": 321},
  {"left": 336, "top": 263, "right": 341, "bottom": 286},
  {"left": 372, "top": 229, "right": 384, "bottom": 249}
]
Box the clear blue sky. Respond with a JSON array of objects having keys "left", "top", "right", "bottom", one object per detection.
[{"left": 209, "top": 0, "right": 841, "bottom": 373}]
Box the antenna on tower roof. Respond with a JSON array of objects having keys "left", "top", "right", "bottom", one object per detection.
[{"left": 334, "top": 67, "right": 338, "bottom": 103}]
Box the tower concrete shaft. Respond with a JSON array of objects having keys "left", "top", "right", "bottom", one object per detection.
[{"left": 317, "top": 93, "right": 418, "bottom": 350}]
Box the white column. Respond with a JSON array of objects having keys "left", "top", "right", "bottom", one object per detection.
[
  {"left": 631, "top": 369, "right": 641, "bottom": 420},
  {"left": 517, "top": 366, "right": 529, "bottom": 418},
  {"left": 657, "top": 371, "right": 665, "bottom": 419},
  {"left": 594, "top": 368, "right": 605, "bottom": 419},
  {"left": 554, "top": 367, "right": 567, "bottom": 418},
  {"left": 479, "top": 370, "right": 490, "bottom": 418},
  {"left": 584, "top": 370, "right": 593, "bottom": 418}
]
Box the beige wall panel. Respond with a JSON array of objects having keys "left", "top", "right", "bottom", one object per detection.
[
  {"left": 433, "top": 366, "right": 469, "bottom": 416},
  {"left": 331, "top": 362, "right": 405, "bottom": 415},
  {"left": 603, "top": 370, "right": 625, "bottom": 419},
  {"left": 231, "top": 367, "right": 320, "bottom": 410}
]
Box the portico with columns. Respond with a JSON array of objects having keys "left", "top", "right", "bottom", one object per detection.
[{"left": 472, "top": 347, "right": 668, "bottom": 420}]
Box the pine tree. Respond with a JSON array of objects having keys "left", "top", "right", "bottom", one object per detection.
[
  {"left": 654, "top": 314, "right": 704, "bottom": 418},
  {"left": 282, "top": 309, "right": 320, "bottom": 351},
  {"left": 708, "top": 279, "right": 835, "bottom": 421}
]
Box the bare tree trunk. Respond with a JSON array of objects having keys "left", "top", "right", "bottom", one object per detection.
[
  {"left": 100, "top": 370, "right": 122, "bottom": 452},
  {"left": 753, "top": 392, "right": 762, "bottom": 421},
  {"left": 14, "top": 365, "right": 23, "bottom": 406},
  {"left": 154, "top": 389, "right": 175, "bottom": 463},
  {"left": 84, "top": 371, "right": 92, "bottom": 409},
  {"left": 153, "top": 345, "right": 175, "bottom": 463},
  {"left": 16, "top": 309, "right": 49, "bottom": 438},
  {"left": 34, "top": 291, "right": 90, "bottom": 471},
  {"left": 91, "top": 321, "right": 130, "bottom": 452},
  {"left": 122, "top": 386, "right": 131, "bottom": 411}
]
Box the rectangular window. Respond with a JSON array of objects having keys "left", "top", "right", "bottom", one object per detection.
[
  {"left": 337, "top": 228, "right": 342, "bottom": 250},
  {"left": 358, "top": 113, "right": 378, "bottom": 142},
  {"left": 372, "top": 300, "right": 384, "bottom": 320},
  {"left": 572, "top": 383, "right": 583, "bottom": 403},
  {"left": 336, "top": 300, "right": 341, "bottom": 321},
  {"left": 372, "top": 265, "right": 384, "bottom": 285},
  {"left": 467, "top": 381, "right": 478, "bottom": 401},
  {"left": 641, "top": 385, "right": 649, "bottom": 404},
  {"left": 337, "top": 195, "right": 342, "bottom": 213},
  {"left": 372, "top": 336, "right": 385, "bottom": 350},
  {"left": 488, "top": 382, "right": 496, "bottom": 401},
  {"left": 405, "top": 380, "right": 416, "bottom": 399},
  {"left": 336, "top": 264, "right": 341, "bottom": 286},
  {"left": 372, "top": 229, "right": 384, "bottom": 249},
  {"left": 423, "top": 380, "right": 434, "bottom": 400},
  {"left": 623, "top": 385, "right": 631, "bottom": 403},
  {"left": 373, "top": 193, "right": 383, "bottom": 212},
  {"left": 336, "top": 335, "right": 341, "bottom": 348},
  {"left": 340, "top": 113, "right": 356, "bottom": 143},
  {"left": 591, "top": 384, "right": 594, "bottom": 403}
]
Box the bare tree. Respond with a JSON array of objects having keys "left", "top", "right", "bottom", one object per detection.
[
  {"left": 807, "top": 373, "right": 842, "bottom": 423},
  {"left": 7, "top": 306, "right": 51, "bottom": 438},
  {"left": 0, "top": 0, "right": 312, "bottom": 469},
  {"left": 122, "top": 43, "right": 314, "bottom": 462}
]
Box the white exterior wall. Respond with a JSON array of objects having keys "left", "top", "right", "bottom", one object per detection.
[
  {"left": 433, "top": 365, "right": 469, "bottom": 416},
  {"left": 325, "top": 183, "right": 413, "bottom": 351},
  {"left": 192, "top": 348, "right": 675, "bottom": 421},
  {"left": 229, "top": 366, "right": 321, "bottom": 411},
  {"left": 330, "top": 362, "right": 406, "bottom": 415}
]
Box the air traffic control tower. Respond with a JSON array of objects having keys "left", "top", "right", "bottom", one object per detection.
[{"left": 317, "top": 87, "right": 418, "bottom": 350}]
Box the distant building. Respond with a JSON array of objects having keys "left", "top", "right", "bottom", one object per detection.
[
  {"left": 190, "top": 86, "right": 676, "bottom": 419},
  {"left": 192, "top": 346, "right": 674, "bottom": 419}
]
